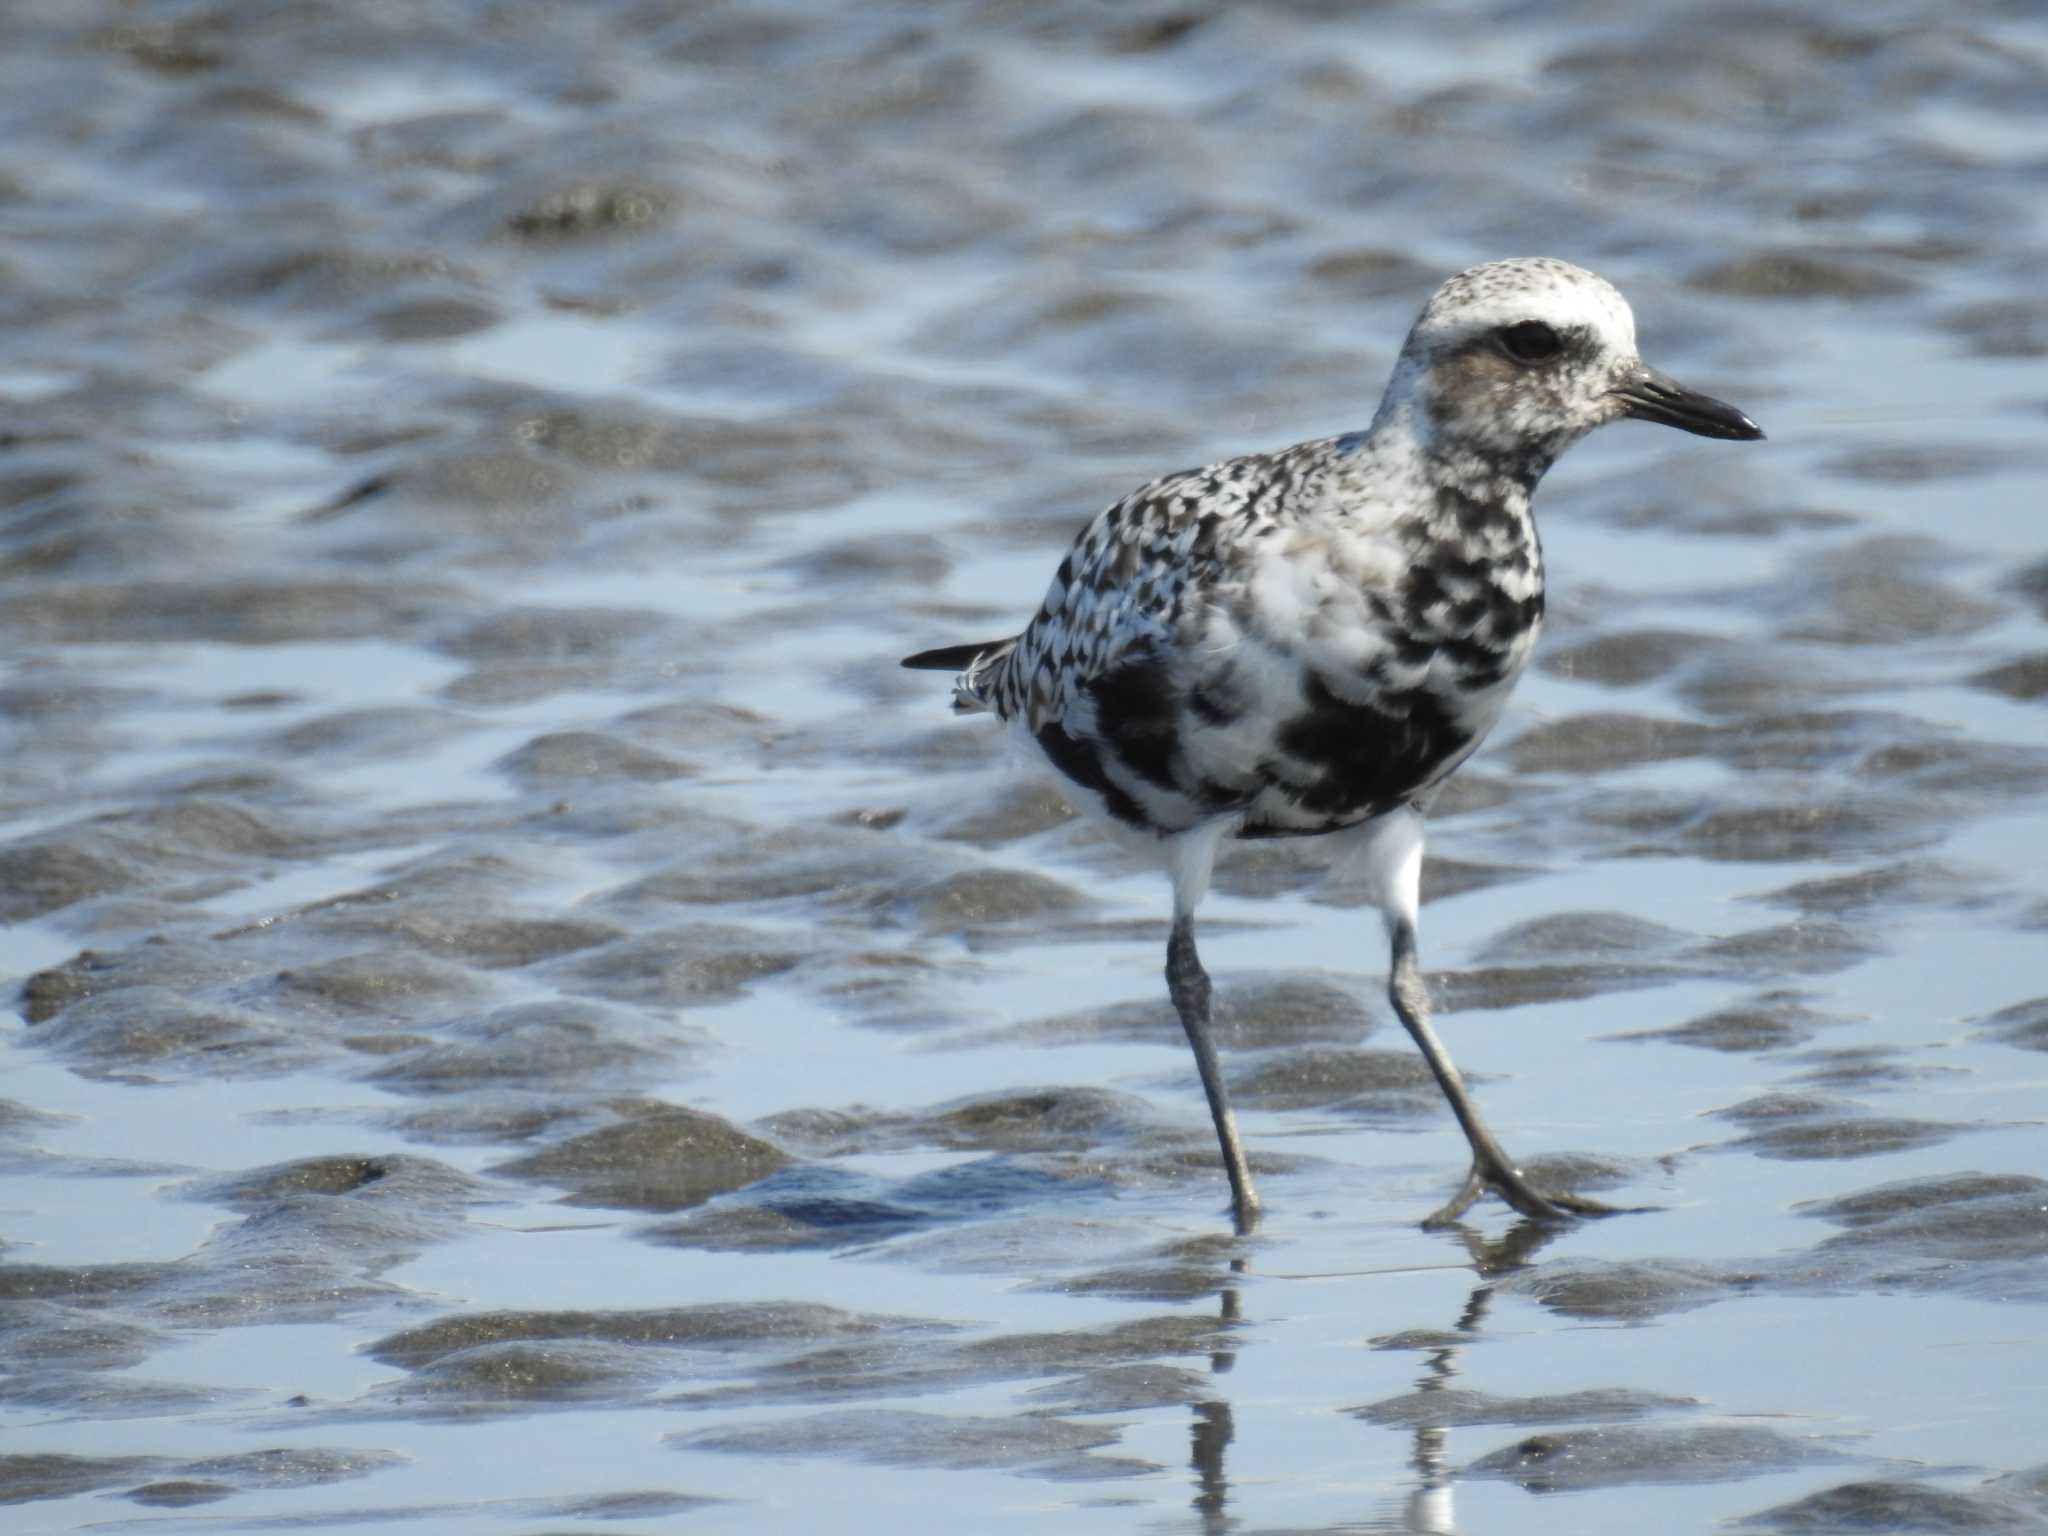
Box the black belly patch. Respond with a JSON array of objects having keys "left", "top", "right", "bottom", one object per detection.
[
  {"left": 1035, "top": 719, "right": 1148, "bottom": 828},
  {"left": 1271, "top": 674, "right": 1469, "bottom": 823},
  {"left": 1089, "top": 648, "right": 1180, "bottom": 791}
]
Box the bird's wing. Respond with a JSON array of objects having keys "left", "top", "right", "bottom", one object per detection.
[
  {"left": 994, "top": 452, "right": 1307, "bottom": 731},
  {"left": 901, "top": 640, "right": 1005, "bottom": 672},
  {"left": 901, "top": 636, "right": 1019, "bottom": 714}
]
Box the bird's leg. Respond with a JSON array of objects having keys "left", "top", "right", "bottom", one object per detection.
[
  {"left": 1167, "top": 916, "right": 1260, "bottom": 1233},
  {"left": 1387, "top": 919, "right": 1617, "bottom": 1226}
]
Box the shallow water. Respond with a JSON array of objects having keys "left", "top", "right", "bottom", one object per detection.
[{"left": 5, "top": 2, "right": 2048, "bottom": 1531}]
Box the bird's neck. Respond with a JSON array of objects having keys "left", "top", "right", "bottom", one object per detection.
[{"left": 1354, "top": 394, "right": 1557, "bottom": 518}]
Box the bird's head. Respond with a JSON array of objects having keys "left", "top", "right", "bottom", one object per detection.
[{"left": 1382, "top": 257, "right": 1764, "bottom": 469}]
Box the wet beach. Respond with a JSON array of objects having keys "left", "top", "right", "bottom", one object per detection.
[{"left": 4, "top": 2, "right": 2048, "bottom": 1531}]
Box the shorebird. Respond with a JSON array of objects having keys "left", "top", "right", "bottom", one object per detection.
[{"left": 905, "top": 258, "right": 1763, "bottom": 1230}]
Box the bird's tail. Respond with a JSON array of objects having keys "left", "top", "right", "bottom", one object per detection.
[{"left": 901, "top": 636, "right": 1017, "bottom": 714}]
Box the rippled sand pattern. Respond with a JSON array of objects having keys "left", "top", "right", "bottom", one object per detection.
[{"left": 4, "top": 4, "right": 2048, "bottom": 1532}]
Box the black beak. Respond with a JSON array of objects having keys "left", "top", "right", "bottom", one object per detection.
[{"left": 1613, "top": 365, "right": 1765, "bottom": 441}]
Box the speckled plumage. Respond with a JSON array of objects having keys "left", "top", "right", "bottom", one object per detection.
[
  {"left": 957, "top": 432, "right": 1543, "bottom": 839},
  {"left": 905, "top": 257, "right": 1764, "bottom": 1228},
  {"left": 932, "top": 258, "right": 1633, "bottom": 842}
]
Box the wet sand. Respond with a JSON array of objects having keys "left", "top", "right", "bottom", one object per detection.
[{"left": 4, "top": 3, "right": 2048, "bottom": 1531}]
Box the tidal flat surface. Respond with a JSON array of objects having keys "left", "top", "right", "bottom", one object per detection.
[{"left": 4, "top": 3, "right": 2048, "bottom": 1532}]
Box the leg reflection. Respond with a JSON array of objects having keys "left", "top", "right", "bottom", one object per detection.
[
  {"left": 1375, "top": 1219, "right": 1580, "bottom": 1533},
  {"left": 1191, "top": 1397, "right": 1233, "bottom": 1524},
  {"left": 1188, "top": 1277, "right": 1242, "bottom": 1531}
]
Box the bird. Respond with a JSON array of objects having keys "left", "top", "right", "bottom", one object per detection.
[{"left": 903, "top": 257, "right": 1764, "bottom": 1231}]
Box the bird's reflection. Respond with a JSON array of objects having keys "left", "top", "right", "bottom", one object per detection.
[
  {"left": 1374, "top": 1219, "right": 1565, "bottom": 1534},
  {"left": 1184, "top": 1252, "right": 1245, "bottom": 1534},
  {"left": 1190, "top": 1397, "right": 1234, "bottom": 1524},
  {"left": 1177, "top": 1216, "right": 1573, "bottom": 1534}
]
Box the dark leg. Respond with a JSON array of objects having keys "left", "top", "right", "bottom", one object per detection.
[
  {"left": 1386, "top": 919, "right": 1616, "bottom": 1226},
  {"left": 1168, "top": 916, "right": 1260, "bottom": 1233}
]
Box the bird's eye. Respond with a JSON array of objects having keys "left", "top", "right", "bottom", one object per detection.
[{"left": 1498, "top": 320, "right": 1564, "bottom": 364}]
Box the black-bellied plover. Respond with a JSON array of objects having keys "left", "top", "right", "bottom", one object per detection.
[{"left": 905, "top": 257, "right": 1763, "bottom": 1230}]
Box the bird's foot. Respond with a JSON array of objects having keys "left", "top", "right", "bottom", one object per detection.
[{"left": 1422, "top": 1154, "right": 1625, "bottom": 1228}]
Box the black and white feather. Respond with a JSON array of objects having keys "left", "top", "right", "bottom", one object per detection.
[
  {"left": 904, "top": 256, "right": 1763, "bottom": 1227},
  {"left": 910, "top": 258, "right": 1714, "bottom": 844}
]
